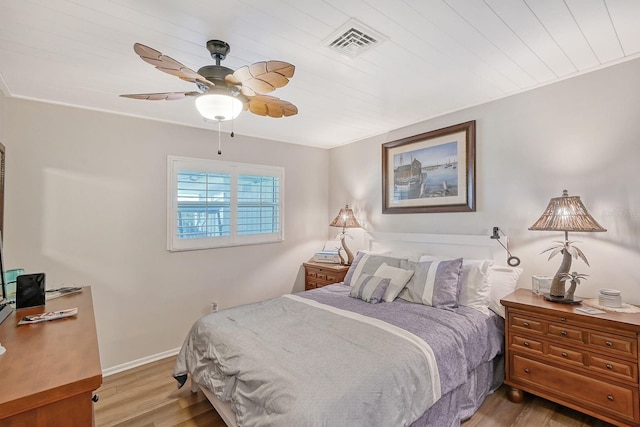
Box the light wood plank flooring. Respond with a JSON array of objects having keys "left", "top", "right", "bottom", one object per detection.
[{"left": 95, "top": 355, "right": 614, "bottom": 427}]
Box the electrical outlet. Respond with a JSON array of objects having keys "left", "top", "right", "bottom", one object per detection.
[{"left": 211, "top": 301, "right": 219, "bottom": 313}]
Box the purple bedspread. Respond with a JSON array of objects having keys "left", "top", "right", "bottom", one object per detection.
[{"left": 300, "top": 284, "right": 504, "bottom": 409}]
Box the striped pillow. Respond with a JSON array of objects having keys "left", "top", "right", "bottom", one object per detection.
[
  {"left": 398, "top": 258, "right": 463, "bottom": 309},
  {"left": 344, "top": 252, "right": 404, "bottom": 287},
  {"left": 349, "top": 274, "right": 391, "bottom": 304}
]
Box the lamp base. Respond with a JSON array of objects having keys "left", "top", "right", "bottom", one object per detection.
[{"left": 543, "top": 293, "right": 583, "bottom": 305}]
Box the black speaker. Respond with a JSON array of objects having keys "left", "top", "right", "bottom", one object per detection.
[{"left": 16, "top": 273, "right": 46, "bottom": 309}]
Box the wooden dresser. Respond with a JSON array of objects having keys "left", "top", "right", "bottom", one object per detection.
[
  {"left": 303, "top": 261, "right": 349, "bottom": 290},
  {"left": 501, "top": 289, "right": 640, "bottom": 427},
  {"left": 0, "top": 288, "right": 102, "bottom": 426}
]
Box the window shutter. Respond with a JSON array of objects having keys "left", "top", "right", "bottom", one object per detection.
[{"left": 168, "top": 156, "right": 284, "bottom": 251}]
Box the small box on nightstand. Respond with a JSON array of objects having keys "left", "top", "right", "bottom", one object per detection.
[{"left": 531, "top": 275, "right": 552, "bottom": 295}]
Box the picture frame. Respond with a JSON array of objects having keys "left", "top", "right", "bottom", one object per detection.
[{"left": 382, "top": 120, "right": 476, "bottom": 214}]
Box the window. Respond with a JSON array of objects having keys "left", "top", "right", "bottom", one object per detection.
[{"left": 167, "top": 156, "right": 284, "bottom": 251}]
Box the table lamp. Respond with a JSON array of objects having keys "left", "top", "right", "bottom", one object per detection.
[
  {"left": 529, "top": 190, "right": 606, "bottom": 303},
  {"left": 329, "top": 205, "right": 361, "bottom": 265}
]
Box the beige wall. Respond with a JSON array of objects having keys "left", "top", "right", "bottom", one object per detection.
[
  {"left": 0, "top": 90, "right": 6, "bottom": 142},
  {"left": 329, "top": 57, "right": 640, "bottom": 304},
  {"left": 3, "top": 99, "right": 329, "bottom": 369}
]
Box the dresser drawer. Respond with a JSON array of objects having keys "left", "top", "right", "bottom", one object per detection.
[
  {"left": 511, "top": 334, "right": 543, "bottom": 354},
  {"left": 547, "top": 344, "right": 585, "bottom": 366},
  {"left": 547, "top": 324, "right": 586, "bottom": 344},
  {"left": 325, "top": 273, "right": 340, "bottom": 283},
  {"left": 511, "top": 354, "right": 639, "bottom": 423},
  {"left": 590, "top": 332, "right": 637, "bottom": 359},
  {"left": 510, "top": 315, "right": 544, "bottom": 334},
  {"left": 589, "top": 354, "right": 639, "bottom": 383}
]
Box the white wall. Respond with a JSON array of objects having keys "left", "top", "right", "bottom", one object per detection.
[
  {"left": 3, "top": 99, "right": 329, "bottom": 369},
  {"left": 329, "top": 57, "right": 640, "bottom": 304}
]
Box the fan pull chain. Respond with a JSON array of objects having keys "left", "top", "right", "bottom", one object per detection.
[{"left": 217, "top": 120, "right": 222, "bottom": 155}]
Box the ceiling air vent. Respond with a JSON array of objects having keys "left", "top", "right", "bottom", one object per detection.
[{"left": 325, "top": 19, "right": 386, "bottom": 58}]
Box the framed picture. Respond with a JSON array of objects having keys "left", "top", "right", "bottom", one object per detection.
[{"left": 382, "top": 120, "right": 475, "bottom": 214}]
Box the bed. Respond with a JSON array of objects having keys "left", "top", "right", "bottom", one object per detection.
[{"left": 173, "top": 232, "right": 522, "bottom": 426}]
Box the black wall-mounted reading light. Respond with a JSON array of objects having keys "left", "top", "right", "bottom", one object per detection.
[{"left": 490, "top": 226, "right": 521, "bottom": 267}]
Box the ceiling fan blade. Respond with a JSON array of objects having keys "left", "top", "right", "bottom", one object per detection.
[
  {"left": 266, "top": 61, "right": 295, "bottom": 78},
  {"left": 133, "top": 43, "right": 214, "bottom": 87},
  {"left": 243, "top": 79, "right": 275, "bottom": 96},
  {"left": 247, "top": 95, "right": 298, "bottom": 118},
  {"left": 120, "top": 91, "right": 199, "bottom": 101},
  {"left": 226, "top": 60, "right": 295, "bottom": 95}
]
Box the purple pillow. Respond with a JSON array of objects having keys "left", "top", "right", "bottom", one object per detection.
[
  {"left": 398, "top": 258, "right": 463, "bottom": 309},
  {"left": 349, "top": 274, "right": 391, "bottom": 304}
]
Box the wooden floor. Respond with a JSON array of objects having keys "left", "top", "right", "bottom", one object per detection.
[{"left": 95, "top": 355, "right": 614, "bottom": 427}]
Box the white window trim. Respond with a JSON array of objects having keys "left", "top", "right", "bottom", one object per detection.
[{"left": 167, "top": 155, "right": 284, "bottom": 252}]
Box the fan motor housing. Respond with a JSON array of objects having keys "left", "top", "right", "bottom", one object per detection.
[{"left": 197, "top": 65, "right": 235, "bottom": 84}]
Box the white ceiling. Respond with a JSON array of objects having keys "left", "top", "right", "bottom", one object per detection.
[{"left": 1, "top": 0, "right": 639, "bottom": 149}]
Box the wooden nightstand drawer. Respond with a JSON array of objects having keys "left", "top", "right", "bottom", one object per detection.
[
  {"left": 548, "top": 324, "right": 586, "bottom": 344},
  {"left": 511, "top": 354, "right": 638, "bottom": 423},
  {"left": 589, "top": 354, "right": 638, "bottom": 383},
  {"left": 547, "top": 343, "right": 585, "bottom": 366},
  {"left": 511, "top": 334, "right": 543, "bottom": 354},
  {"left": 590, "top": 332, "right": 637, "bottom": 359},
  {"left": 325, "top": 273, "right": 340, "bottom": 283},
  {"left": 510, "top": 315, "right": 544, "bottom": 334}
]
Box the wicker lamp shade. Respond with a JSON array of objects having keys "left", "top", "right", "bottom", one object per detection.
[
  {"left": 330, "top": 205, "right": 361, "bottom": 265},
  {"left": 529, "top": 190, "right": 606, "bottom": 303},
  {"left": 529, "top": 190, "right": 606, "bottom": 233},
  {"left": 329, "top": 205, "right": 361, "bottom": 229}
]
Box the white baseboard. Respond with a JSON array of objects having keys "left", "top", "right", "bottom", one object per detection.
[{"left": 102, "top": 347, "right": 181, "bottom": 377}]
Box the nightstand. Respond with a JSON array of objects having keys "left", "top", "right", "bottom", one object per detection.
[
  {"left": 302, "top": 261, "right": 349, "bottom": 291},
  {"left": 501, "top": 289, "right": 640, "bottom": 426}
]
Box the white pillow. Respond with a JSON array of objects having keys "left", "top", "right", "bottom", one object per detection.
[
  {"left": 419, "top": 255, "right": 493, "bottom": 315},
  {"left": 487, "top": 265, "right": 523, "bottom": 318},
  {"left": 374, "top": 263, "right": 415, "bottom": 302}
]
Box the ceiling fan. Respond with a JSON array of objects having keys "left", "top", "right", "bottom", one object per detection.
[{"left": 120, "top": 40, "right": 298, "bottom": 121}]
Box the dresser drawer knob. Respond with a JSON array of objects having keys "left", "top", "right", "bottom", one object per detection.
[
  {"left": 607, "top": 395, "right": 614, "bottom": 401},
  {"left": 605, "top": 341, "right": 613, "bottom": 346},
  {"left": 523, "top": 342, "right": 530, "bottom": 347},
  {"left": 524, "top": 368, "right": 530, "bottom": 374},
  {"left": 560, "top": 317, "right": 566, "bottom": 322},
  {"left": 606, "top": 364, "right": 613, "bottom": 370},
  {"left": 561, "top": 331, "right": 567, "bottom": 336},
  {"left": 561, "top": 352, "right": 568, "bottom": 358},
  {"left": 522, "top": 322, "right": 529, "bottom": 327}
]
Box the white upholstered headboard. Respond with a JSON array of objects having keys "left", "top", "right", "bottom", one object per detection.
[{"left": 365, "top": 232, "right": 506, "bottom": 264}]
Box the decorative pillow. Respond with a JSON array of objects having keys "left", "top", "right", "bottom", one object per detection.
[
  {"left": 487, "top": 265, "right": 523, "bottom": 318},
  {"left": 343, "top": 251, "right": 405, "bottom": 287},
  {"left": 349, "top": 274, "right": 391, "bottom": 304},
  {"left": 373, "top": 263, "right": 415, "bottom": 302},
  {"left": 398, "top": 258, "right": 463, "bottom": 309},
  {"left": 419, "top": 255, "right": 493, "bottom": 315}
]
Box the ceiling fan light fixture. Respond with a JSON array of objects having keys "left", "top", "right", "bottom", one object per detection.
[
  {"left": 195, "top": 92, "right": 243, "bottom": 121},
  {"left": 122, "top": 40, "right": 297, "bottom": 121}
]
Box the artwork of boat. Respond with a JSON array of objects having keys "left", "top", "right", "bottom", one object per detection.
[{"left": 394, "top": 158, "right": 423, "bottom": 191}]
